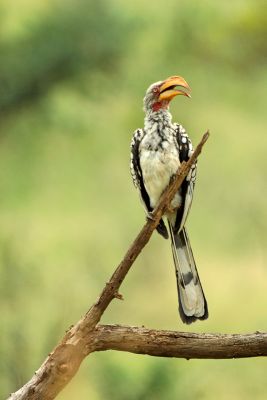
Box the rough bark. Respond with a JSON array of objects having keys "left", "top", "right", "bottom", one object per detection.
[{"left": 93, "top": 325, "right": 267, "bottom": 359}]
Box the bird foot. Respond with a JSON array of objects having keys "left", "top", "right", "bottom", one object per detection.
[
  {"left": 166, "top": 205, "right": 177, "bottom": 214},
  {"left": 146, "top": 212, "right": 155, "bottom": 222}
]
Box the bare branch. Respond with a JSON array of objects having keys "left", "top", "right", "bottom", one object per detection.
[
  {"left": 5, "top": 133, "right": 220, "bottom": 400},
  {"left": 93, "top": 325, "right": 267, "bottom": 359}
]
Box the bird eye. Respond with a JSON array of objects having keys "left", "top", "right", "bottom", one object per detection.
[{"left": 152, "top": 87, "right": 159, "bottom": 94}]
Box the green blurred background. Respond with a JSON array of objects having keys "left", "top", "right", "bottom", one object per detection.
[{"left": 1, "top": 0, "right": 267, "bottom": 398}]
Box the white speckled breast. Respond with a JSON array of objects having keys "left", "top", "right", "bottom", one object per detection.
[{"left": 139, "top": 130, "right": 182, "bottom": 209}]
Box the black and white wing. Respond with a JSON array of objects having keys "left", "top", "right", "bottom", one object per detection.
[
  {"left": 130, "top": 129, "right": 151, "bottom": 211},
  {"left": 130, "top": 128, "right": 168, "bottom": 238},
  {"left": 173, "top": 123, "right": 197, "bottom": 233}
]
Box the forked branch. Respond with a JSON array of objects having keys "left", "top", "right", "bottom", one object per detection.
[{"left": 9, "top": 131, "right": 267, "bottom": 400}]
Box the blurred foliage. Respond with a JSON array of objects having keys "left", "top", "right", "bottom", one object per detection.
[
  {"left": 0, "top": 0, "right": 129, "bottom": 113},
  {"left": 0, "top": 0, "right": 267, "bottom": 399},
  {"left": 163, "top": 1, "right": 267, "bottom": 71}
]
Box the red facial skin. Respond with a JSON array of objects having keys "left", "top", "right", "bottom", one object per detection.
[
  {"left": 151, "top": 85, "right": 170, "bottom": 112},
  {"left": 152, "top": 100, "right": 169, "bottom": 112}
]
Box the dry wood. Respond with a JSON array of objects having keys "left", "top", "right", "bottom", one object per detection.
[
  {"left": 93, "top": 325, "right": 267, "bottom": 359},
  {"left": 9, "top": 130, "right": 266, "bottom": 400}
]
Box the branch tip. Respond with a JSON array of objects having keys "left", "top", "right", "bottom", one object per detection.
[{"left": 114, "top": 292, "right": 124, "bottom": 301}]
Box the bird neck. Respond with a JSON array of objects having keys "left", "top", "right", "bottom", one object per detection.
[{"left": 144, "top": 109, "right": 172, "bottom": 131}]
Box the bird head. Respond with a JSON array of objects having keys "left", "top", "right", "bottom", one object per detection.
[{"left": 143, "top": 75, "right": 191, "bottom": 113}]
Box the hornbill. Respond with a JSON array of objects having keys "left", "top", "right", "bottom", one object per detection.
[{"left": 130, "top": 76, "right": 208, "bottom": 324}]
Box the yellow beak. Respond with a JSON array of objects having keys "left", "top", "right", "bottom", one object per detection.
[{"left": 158, "top": 75, "right": 191, "bottom": 102}]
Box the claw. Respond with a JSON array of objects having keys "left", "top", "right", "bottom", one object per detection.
[{"left": 146, "top": 212, "right": 155, "bottom": 222}]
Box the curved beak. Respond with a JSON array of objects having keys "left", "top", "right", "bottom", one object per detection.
[{"left": 158, "top": 75, "right": 191, "bottom": 102}]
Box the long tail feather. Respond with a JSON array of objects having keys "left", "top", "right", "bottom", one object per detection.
[{"left": 168, "top": 222, "right": 208, "bottom": 324}]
